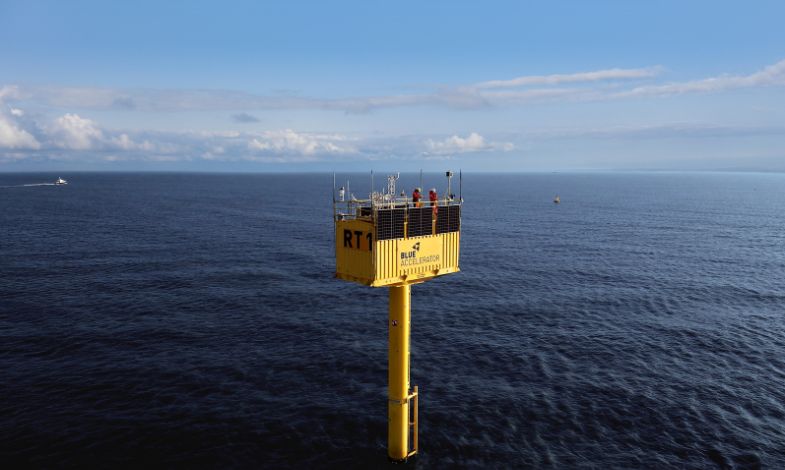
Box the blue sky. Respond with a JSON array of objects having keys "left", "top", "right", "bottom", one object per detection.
[{"left": 1, "top": 0, "right": 784, "bottom": 171}]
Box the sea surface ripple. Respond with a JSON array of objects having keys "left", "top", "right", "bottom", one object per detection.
[{"left": 1, "top": 172, "right": 784, "bottom": 468}]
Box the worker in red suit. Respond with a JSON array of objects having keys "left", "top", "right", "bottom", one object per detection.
[
  {"left": 429, "top": 188, "right": 438, "bottom": 215},
  {"left": 412, "top": 187, "right": 422, "bottom": 207}
]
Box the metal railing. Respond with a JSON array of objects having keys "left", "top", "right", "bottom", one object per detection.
[{"left": 333, "top": 196, "right": 462, "bottom": 223}]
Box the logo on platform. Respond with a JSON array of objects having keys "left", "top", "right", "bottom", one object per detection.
[{"left": 400, "top": 241, "right": 438, "bottom": 267}]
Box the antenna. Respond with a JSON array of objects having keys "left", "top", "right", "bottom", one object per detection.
[
  {"left": 386, "top": 173, "right": 400, "bottom": 201},
  {"left": 332, "top": 172, "right": 336, "bottom": 204},
  {"left": 419, "top": 169, "right": 423, "bottom": 192},
  {"left": 459, "top": 169, "right": 462, "bottom": 203}
]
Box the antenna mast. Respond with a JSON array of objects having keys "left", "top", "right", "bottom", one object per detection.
[{"left": 445, "top": 170, "right": 454, "bottom": 201}]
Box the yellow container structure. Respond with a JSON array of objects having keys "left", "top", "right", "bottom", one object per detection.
[
  {"left": 333, "top": 172, "right": 461, "bottom": 462},
  {"left": 335, "top": 214, "right": 461, "bottom": 287}
]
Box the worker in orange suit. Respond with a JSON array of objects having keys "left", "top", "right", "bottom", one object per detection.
[{"left": 429, "top": 188, "right": 438, "bottom": 215}]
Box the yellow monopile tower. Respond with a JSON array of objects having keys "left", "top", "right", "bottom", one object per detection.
[{"left": 333, "top": 172, "right": 462, "bottom": 461}]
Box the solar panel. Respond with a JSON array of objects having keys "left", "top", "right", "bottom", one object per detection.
[
  {"left": 407, "top": 207, "right": 432, "bottom": 237},
  {"left": 376, "top": 208, "right": 406, "bottom": 240}
]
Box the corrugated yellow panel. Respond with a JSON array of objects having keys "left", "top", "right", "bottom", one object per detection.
[
  {"left": 336, "top": 218, "right": 460, "bottom": 287},
  {"left": 441, "top": 232, "right": 460, "bottom": 268},
  {"left": 335, "top": 219, "right": 375, "bottom": 285}
]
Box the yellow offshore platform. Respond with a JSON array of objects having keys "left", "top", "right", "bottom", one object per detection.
[{"left": 333, "top": 171, "right": 462, "bottom": 462}]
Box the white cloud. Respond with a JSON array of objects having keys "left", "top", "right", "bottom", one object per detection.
[
  {"left": 0, "top": 85, "right": 21, "bottom": 101},
  {"left": 0, "top": 89, "right": 41, "bottom": 149},
  {"left": 425, "top": 132, "right": 514, "bottom": 155},
  {"left": 0, "top": 116, "right": 41, "bottom": 149},
  {"left": 618, "top": 59, "right": 785, "bottom": 97},
  {"left": 45, "top": 113, "right": 155, "bottom": 152},
  {"left": 201, "top": 145, "right": 227, "bottom": 160},
  {"left": 0, "top": 100, "right": 494, "bottom": 163},
  {"left": 248, "top": 129, "right": 355, "bottom": 156},
  {"left": 4, "top": 58, "right": 784, "bottom": 114},
  {"left": 521, "top": 123, "right": 785, "bottom": 140},
  {"left": 479, "top": 87, "right": 585, "bottom": 102},
  {"left": 474, "top": 67, "right": 661, "bottom": 89},
  {"left": 49, "top": 113, "right": 104, "bottom": 150},
  {"left": 0, "top": 102, "right": 160, "bottom": 153},
  {"left": 110, "top": 133, "right": 135, "bottom": 150}
]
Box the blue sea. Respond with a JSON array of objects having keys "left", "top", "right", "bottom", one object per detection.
[{"left": 1, "top": 172, "right": 784, "bottom": 469}]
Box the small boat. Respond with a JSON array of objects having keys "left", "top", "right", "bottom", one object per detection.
[
  {"left": 553, "top": 195, "right": 560, "bottom": 204},
  {"left": 55, "top": 177, "right": 68, "bottom": 185}
]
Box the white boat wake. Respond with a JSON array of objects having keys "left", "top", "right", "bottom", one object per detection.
[{"left": 0, "top": 183, "right": 58, "bottom": 188}]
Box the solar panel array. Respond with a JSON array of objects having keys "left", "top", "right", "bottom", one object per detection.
[{"left": 375, "top": 205, "right": 461, "bottom": 240}]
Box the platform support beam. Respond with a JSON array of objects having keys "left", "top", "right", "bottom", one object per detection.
[{"left": 388, "top": 284, "right": 414, "bottom": 461}]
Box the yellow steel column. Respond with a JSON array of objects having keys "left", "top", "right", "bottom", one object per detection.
[{"left": 388, "top": 284, "right": 411, "bottom": 461}]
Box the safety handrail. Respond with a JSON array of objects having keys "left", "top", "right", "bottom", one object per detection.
[{"left": 333, "top": 198, "right": 462, "bottom": 222}]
